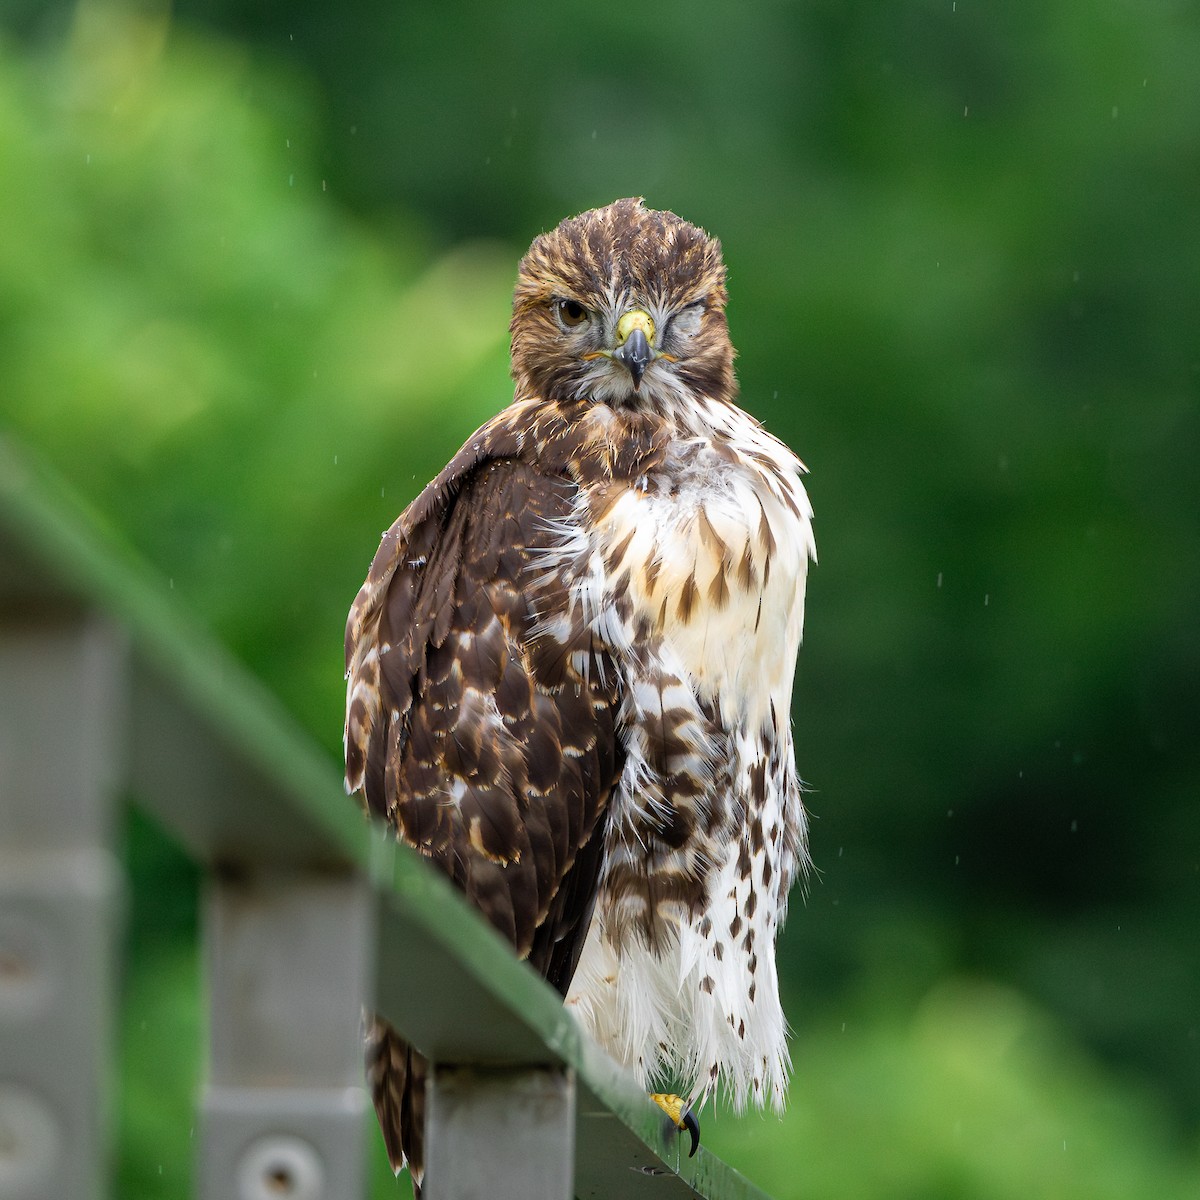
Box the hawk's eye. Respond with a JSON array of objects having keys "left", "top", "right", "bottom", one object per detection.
[
  {"left": 669, "top": 300, "right": 706, "bottom": 342},
  {"left": 556, "top": 298, "right": 589, "bottom": 328}
]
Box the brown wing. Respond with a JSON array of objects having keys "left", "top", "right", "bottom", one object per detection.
[
  {"left": 346, "top": 438, "right": 622, "bottom": 959},
  {"left": 344, "top": 422, "right": 622, "bottom": 1184}
]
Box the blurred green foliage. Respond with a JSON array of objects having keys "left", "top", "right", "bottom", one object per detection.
[{"left": 1, "top": 0, "right": 1198, "bottom": 1195}]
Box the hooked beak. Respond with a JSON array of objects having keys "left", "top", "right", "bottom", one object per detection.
[
  {"left": 613, "top": 326, "right": 652, "bottom": 389},
  {"left": 612, "top": 309, "right": 656, "bottom": 391}
]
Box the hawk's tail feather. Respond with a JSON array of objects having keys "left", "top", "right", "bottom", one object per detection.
[{"left": 365, "top": 1013, "right": 426, "bottom": 1198}]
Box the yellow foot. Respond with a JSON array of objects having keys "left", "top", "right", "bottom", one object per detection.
[{"left": 650, "top": 1092, "right": 700, "bottom": 1157}]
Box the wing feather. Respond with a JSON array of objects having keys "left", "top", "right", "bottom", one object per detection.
[
  {"left": 348, "top": 450, "right": 622, "bottom": 943},
  {"left": 345, "top": 412, "right": 624, "bottom": 1187}
]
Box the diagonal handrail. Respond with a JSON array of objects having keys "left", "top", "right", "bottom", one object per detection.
[{"left": 0, "top": 433, "right": 775, "bottom": 1199}]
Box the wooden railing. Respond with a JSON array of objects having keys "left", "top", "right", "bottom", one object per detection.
[{"left": 0, "top": 434, "right": 774, "bottom": 1200}]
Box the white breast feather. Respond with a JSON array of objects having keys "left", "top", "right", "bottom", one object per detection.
[{"left": 565, "top": 399, "right": 815, "bottom": 1113}]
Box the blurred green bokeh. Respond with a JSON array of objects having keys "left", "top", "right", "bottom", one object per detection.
[{"left": 2, "top": 0, "right": 1198, "bottom": 1195}]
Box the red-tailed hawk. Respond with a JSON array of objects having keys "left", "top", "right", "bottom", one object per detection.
[{"left": 344, "top": 198, "right": 816, "bottom": 1192}]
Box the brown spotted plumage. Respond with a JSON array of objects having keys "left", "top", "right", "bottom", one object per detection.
[{"left": 344, "top": 198, "right": 816, "bottom": 1193}]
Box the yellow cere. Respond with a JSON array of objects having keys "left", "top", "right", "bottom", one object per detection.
[{"left": 615, "top": 309, "right": 655, "bottom": 346}]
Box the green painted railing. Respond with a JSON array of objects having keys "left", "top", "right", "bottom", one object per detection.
[{"left": 0, "top": 434, "right": 774, "bottom": 1200}]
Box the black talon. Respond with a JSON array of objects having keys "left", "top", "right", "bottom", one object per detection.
[{"left": 681, "top": 1108, "right": 700, "bottom": 1157}]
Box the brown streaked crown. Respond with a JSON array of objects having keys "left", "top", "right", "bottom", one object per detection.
[{"left": 509, "top": 198, "right": 737, "bottom": 408}]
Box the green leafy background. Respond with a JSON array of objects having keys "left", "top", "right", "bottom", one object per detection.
[{"left": 2, "top": 0, "right": 1197, "bottom": 1195}]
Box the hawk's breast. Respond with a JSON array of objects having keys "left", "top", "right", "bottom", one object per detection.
[
  {"left": 563, "top": 403, "right": 815, "bottom": 1110},
  {"left": 592, "top": 417, "right": 814, "bottom": 733}
]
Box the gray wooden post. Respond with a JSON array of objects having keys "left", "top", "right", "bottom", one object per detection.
[
  {"left": 0, "top": 614, "right": 125, "bottom": 1200},
  {"left": 199, "top": 871, "right": 372, "bottom": 1200},
  {"left": 424, "top": 1065, "right": 575, "bottom": 1200}
]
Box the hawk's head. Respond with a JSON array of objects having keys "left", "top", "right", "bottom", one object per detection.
[{"left": 510, "top": 198, "right": 736, "bottom": 411}]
